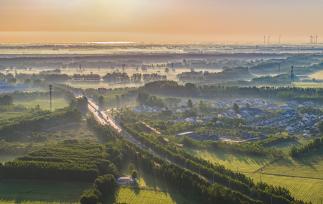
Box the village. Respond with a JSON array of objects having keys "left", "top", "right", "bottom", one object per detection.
[{"left": 133, "top": 97, "right": 322, "bottom": 143}]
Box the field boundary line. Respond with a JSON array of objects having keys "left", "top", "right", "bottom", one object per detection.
[
  {"left": 253, "top": 157, "right": 281, "bottom": 173},
  {"left": 257, "top": 172, "right": 323, "bottom": 181}
]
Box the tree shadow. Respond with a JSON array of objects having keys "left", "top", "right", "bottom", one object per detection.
[{"left": 135, "top": 165, "right": 200, "bottom": 204}]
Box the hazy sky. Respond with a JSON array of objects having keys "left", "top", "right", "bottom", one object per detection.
[{"left": 0, "top": 0, "right": 322, "bottom": 43}]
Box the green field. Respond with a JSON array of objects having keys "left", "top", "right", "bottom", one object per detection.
[
  {"left": 116, "top": 188, "right": 177, "bottom": 204},
  {"left": 0, "top": 179, "right": 90, "bottom": 204},
  {"left": 119, "top": 162, "right": 196, "bottom": 204},
  {"left": 247, "top": 173, "right": 323, "bottom": 204},
  {"left": 0, "top": 112, "right": 28, "bottom": 123},
  {"left": 14, "top": 98, "right": 69, "bottom": 110},
  {"left": 191, "top": 147, "right": 323, "bottom": 203},
  {"left": 262, "top": 158, "right": 323, "bottom": 179},
  {"left": 189, "top": 148, "right": 272, "bottom": 173},
  {"left": 249, "top": 150, "right": 323, "bottom": 203}
]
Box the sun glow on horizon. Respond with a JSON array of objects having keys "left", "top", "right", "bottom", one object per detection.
[{"left": 0, "top": 0, "right": 322, "bottom": 43}]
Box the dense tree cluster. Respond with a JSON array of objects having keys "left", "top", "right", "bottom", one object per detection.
[
  {"left": 0, "top": 95, "right": 13, "bottom": 106},
  {"left": 80, "top": 174, "right": 117, "bottom": 204},
  {"left": 0, "top": 141, "right": 120, "bottom": 182},
  {"left": 290, "top": 137, "right": 323, "bottom": 158},
  {"left": 0, "top": 107, "right": 81, "bottom": 141},
  {"left": 137, "top": 92, "right": 165, "bottom": 108},
  {"left": 141, "top": 81, "right": 323, "bottom": 102}
]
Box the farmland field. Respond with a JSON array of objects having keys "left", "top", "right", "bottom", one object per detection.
[
  {"left": 14, "top": 98, "right": 69, "bottom": 110},
  {"left": 247, "top": 173, "right": 323, "bottom": 204},
  {"left": 116, "top": 188, "right": 177, "bottom": 204},
  {"left": 189, "top": 147, "right": 323, "bottom": 203},
  {"left": 0, "top": 179, "right": 90, "bottom": 204},
  {"left": 189, "top": 148, "right": 272, "bottom": 173},
  {"left": 0, "top": 112, "right": 28, "bottom": 123},
  {"left": 261, "top": 158, "right": 323, "bottom": 179},
  {"left": 119, "top": 162, "right": 196, "bottom": 204}
]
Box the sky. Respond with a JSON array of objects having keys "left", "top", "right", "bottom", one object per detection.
[{"left": 0, "top": 0, "right": 322, "bottom": 44}]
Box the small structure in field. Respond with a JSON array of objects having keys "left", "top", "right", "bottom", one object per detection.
[{"left": 117, "top": 176, "right": 135, "bottom": 186}]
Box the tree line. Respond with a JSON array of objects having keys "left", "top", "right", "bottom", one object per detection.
[
  {"left": 290, "top": 137, "right": 323, "bottom": 158},
  {"left": 0, "top": 107, "right": 81, "bottom": 141},
  {"left": 141, "top": 80, "right": 323, "bottom": 102},
  {"left": 120, "top": 122, "right": 299, "bottom": 204}
]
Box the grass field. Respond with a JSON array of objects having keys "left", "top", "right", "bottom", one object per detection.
[
  {"left": 0, "top": 179, "right": 90, "bottom": 204},
  {"left": 119, "top": 162, "right": 197, "bottom": 204},
  {"left": 0, "top": 112, "right": 28, "bottom": 123},
  {"left": 189, "top": 147, "right": 323, "bottom": 203},
  {"left": 116, "top": 188, "right": 177, "bottom": 204},
  {"left": 262, "top": 158, "right": 323, "bottom": 179},
  {"left": 14, "top": 98, "right": 69, "bottom": 110},
  {"left": 247, "top": 173, "right": 323, "bottom": 204},
  {"left": 189, "top": 149, "right": 272, "bottom": 173},
  {"left": 195, "top": 147, "right": 323, "bottom": 203}
]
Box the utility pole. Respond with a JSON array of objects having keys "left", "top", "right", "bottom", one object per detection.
[
  {"left": 291, "top": 66, "right": 295, "bottom": 82},
  {"left": 49, "top": 84, "right": 53, "bottom": 111}
]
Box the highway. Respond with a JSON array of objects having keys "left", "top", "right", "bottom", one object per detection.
[
  {"left": 87, "top": 98, "right": 122, "bottom": 133},
  {"left": 86, "top": 98, "right": 159, "bottom": 156}
]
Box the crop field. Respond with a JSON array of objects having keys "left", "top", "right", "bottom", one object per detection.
[
  {"left": 119, "top": 162, "right": 196, "bottom": 204},
  {"left": 190, "top": 149, "right": 272, "bottom": 173},
  {"left": 262, "top": 158, "right": 323, "bottom": 179},
  {"left": 0, "top": 112, "right": 28, "bottom": 123},
  {"left": 248, "top": 173, "right": 323, "bottom": 204},
  {"left": 116, "top": 188, "right": 177, "bottom": 204},
  {"left": 192, "top": 148, "right": 323, "bottom": 203},
  {"left": 0, "top": 179, "right": 89, "bottom": 204},
  {"left": 14, "top": 98, "right": 69, "bottom": 110}
]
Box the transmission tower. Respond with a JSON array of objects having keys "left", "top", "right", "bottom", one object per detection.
[{"left": 49, "top": 84, "right": 53, "bottom": 111}]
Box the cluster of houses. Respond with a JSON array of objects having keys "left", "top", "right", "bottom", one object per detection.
[
  {"left": 102, "top": 72, "right": 167, "bottom": 84},
  {"left": 254, "top": 109, "right": 322, "bottom": 134},
  {"left": 72, "top": 73, "right": 101, "bottom": 81}
]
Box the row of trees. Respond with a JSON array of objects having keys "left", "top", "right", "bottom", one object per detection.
[
  {"left": 0, "top": 160, "right": 98, "bottom": 182},
  {"left": 141, "top": 80, "right": 323, "bottom": 102},
  {"left": 80, "top": 174, "right": 117, "bottom": 204},
  {"left": 120, "top": 123, "right": 297, "bottom": 204},
  {"left": 0, "top": 139, "right": 120, "bottom": 182},
  {"left": 290, "top": 137, "right": 323, "bottom": 158},
  {"left": 122, "top": 140, "right": 260, "bottom": 204}
]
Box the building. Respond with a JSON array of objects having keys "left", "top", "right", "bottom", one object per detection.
[{"left": 117, "top": 176, "right": 135, "bottom": 186}]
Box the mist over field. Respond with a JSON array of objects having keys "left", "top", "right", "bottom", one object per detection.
[{"left": 1, "top": 0, "right": 323, "bottom": 203}]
